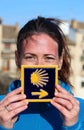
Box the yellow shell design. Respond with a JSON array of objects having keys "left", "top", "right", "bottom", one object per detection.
[{"left": 30, "top": 69, "right": 49, "bottom": 87}]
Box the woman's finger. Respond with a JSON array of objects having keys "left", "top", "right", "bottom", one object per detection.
[
  {"left": 55, "top": 85, "right": 78, "bottom": 106},
  {"left": 1, "top": 94, "right": 26, "bottom": 107},
  {"left": 52, "top": 97, "right": 73, "bottom": 110},
  {"left": 7, "top": 100, "right": 28, "bottom": 111}
]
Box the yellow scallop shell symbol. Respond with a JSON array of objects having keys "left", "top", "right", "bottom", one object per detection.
[{"left": 31, "top": 69, "right": 49, "bottom": 87}]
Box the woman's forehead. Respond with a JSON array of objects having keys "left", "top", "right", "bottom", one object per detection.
[
  {"left": 21, "top": 33, "right": 59, "bottom": 57},
  {"left": 23, "top": 33, "right": 58, "bottom": 47}
]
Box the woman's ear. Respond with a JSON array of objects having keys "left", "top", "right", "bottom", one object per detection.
[{"left": 15, "top": 51, "right": 20, "bottom": 68}]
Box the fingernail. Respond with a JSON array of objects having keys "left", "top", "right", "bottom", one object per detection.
[
  {"left": 53, "top": 97, "right": 56, "bottom": 100},
  {"left": 23, "top": 94, "right": 26, "bottom": 98},
  {"left": 25, "top": 101, "right": 28, "bottom": 104},
  {"left": 55, "top": 92, "right": 58, "bottom": 96}
]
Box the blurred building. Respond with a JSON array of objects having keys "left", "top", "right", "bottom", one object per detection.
[
  {"left": 68, "top": 20, "right": 84, "bottom": 98},
  {"left": 0, "top": 18, "right": 19, "bottom": 78}
]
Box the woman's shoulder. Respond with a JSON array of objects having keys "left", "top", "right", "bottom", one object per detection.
[
  {"left": 8, "top": 80, "right": 21, "bottom": 92},
  {"left": 59, "top": 80, "right": 73, "bottom": 94},
  {"left": 0, "top": 80, "right": 21, "bottom": 100}
]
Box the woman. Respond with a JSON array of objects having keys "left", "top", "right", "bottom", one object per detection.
[{"left": 0, "top": 16, "right": 82, "bottom": 130}]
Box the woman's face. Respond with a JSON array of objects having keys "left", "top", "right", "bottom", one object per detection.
[{"left": 16, "top": 33, "right": 63, "bottom": 67}]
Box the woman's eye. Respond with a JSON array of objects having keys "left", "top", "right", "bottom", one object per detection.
[
  {"left": 44, "top": 57, "right": 56, "bottom": 62},
  {"left": 24, "top": 56, "right": 34, "bottom": 60},
  {"left": 46, "top": 57, "right": 55, "bottom": 60}
]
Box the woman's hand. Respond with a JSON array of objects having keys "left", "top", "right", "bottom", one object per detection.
[
  {"left": 0, "top": 87, "right": 28, "bottom": 129},
  {"left": 51, "top": 85, "right": 80, "bottom": 126}
]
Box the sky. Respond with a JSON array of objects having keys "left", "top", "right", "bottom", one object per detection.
[{"left": 0, "top": 0, "right": 84, "bottom": 28}]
